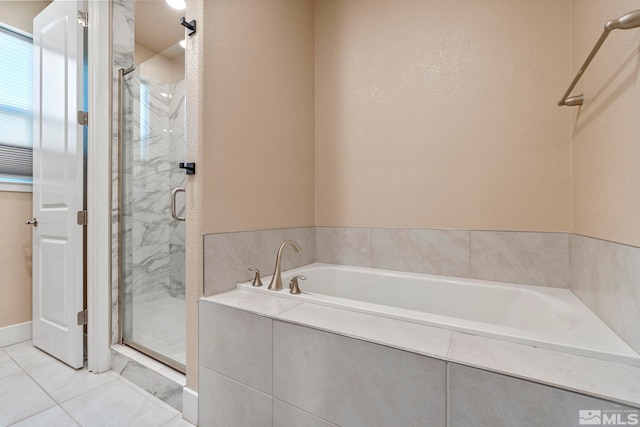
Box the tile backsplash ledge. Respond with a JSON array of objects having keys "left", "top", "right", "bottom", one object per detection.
[
  {"left": 204, "top": 227, "right": 316, "bottom": 296},
  {"left": 204, "top": 227, "right": 571, "bottom": 295},
  {"left": 316, "top": 227, "right": 570, "bottom": 288}
]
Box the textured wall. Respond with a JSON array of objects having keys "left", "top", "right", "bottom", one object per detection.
[
  {"left": 0, "top": 192, "right": 32, "bottom": 328},
  {"left": 185, "top": 0, "right": 204, "bottom": 394},
  {"left": 315, "top": 0, "right": 572, "bottom": 231},
  {"left": 200, "top": 0, "right": 315, "bottom": 234},
  {"left": 571, "top": 0, "right": 640, "bottom": 247}
]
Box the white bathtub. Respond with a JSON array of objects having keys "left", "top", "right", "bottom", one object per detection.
[{"left": 238, "top": 263, "right": 640, "bottom": 366}]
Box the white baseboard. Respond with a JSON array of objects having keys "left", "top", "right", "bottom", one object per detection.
[
  {"left": 182, "top": 386, "right": 198, "bottom": 425},
  {"left": 0, "top": 321, "right": 32, "bottom": 348}
]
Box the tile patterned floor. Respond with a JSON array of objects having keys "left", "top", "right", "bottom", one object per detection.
[
  {"left": 131, "top": 295, "right": 186, "bottom": 366},
  {"left": 0, "top": 341, "right": 193, "bottom": 427}
]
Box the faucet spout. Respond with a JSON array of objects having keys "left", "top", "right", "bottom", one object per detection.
[{"left": 268, "top": 240, "right": 302, "bottom": 291}]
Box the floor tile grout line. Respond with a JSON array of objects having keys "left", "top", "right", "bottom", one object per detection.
[
  {"left": 56, "top": 373, "right": 120, "bottom": 405},
  {"left": 5, "top": 401, "right": 57, "bottom": 426},
  {"left": 3, "top": 343, "right": 36, "bottom": 372},
  {"left": 3, "top": 342, "right": 66, "bottom": 374},
  {"left": 2, "top": 343, "right": 182, "bottom": 426},
  {"left": 20, "top": 356, "right": 120, "bottom": 406},
  {"left": 58, "top": 403, "right": 85, "bottom": 427},
  {"left": 0, "top": 354, "right": 22, "bottom": 380},
  {"left": 17, "top": 360, "right": 61, "bottom": 409},
  {"left": 0, "top": 344, "right": 58, "bottom": 425}
]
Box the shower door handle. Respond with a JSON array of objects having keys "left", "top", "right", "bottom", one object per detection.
[{"left": 170, "top": 187, "right": 186, "bottom": 221}]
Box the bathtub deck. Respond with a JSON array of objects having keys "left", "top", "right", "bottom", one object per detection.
[{"left": 202, "top": 289, "right": 640, "bottom": 409}]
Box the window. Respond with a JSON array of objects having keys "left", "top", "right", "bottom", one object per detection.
[{"left": 0, "top": 24, "right": 33, "bottom": 187}]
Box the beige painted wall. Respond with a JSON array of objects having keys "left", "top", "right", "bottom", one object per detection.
[
  {"left": 0, "top": 1, "right": 47, "bottom": 330},
  {"left": 571, "top": 1, "right": 640, "bottom": 247},
  {"left": 0, "top": 192, "right": 32, "bottom": 328},
  {"left": 200, "top": 0, "right": 315, "bottom": 234},
  {"left": 189, "top": 0, "right": 315, "bottom": 391},
  {"left": 0, "top": 1, "right": 50, "bottom": 33},
  {"left": 315, "top": 0, "right": 572, "bottom": 231},
  {"left": 136, "top": 44, "right": 185, "bottom": 82},
  {"left": 135, "top": 44, "right": 156, "bottom": 68}
]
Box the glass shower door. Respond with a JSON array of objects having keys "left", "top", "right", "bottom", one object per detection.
[{"left": 121, "top": 61, "right": 186, "bottom": 371}]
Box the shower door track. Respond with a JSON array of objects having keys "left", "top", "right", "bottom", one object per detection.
[{"left": 122, "top": 339, "right": 186, "bottom": 374}]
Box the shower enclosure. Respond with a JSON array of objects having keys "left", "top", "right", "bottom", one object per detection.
[{"left": 119, "top": 53, "right": 186, "bottom": 371}]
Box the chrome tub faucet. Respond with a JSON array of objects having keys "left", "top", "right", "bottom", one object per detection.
[{"left": 268, "top": 240, "right": 302, "bottom": 291}]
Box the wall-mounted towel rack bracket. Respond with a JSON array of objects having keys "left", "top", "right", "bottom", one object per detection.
[{"left": 558, "top": 9, "right": 640, "bottom": 107}]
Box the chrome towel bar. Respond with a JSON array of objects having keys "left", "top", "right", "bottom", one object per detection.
[{"left": 558, "top": 9, "right": 640, "bottom": 107}]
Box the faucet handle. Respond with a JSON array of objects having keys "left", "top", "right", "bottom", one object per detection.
[
  {"left": 248, "top": 268, "right": 263, "bottom": 287},
  {"left": 289, "top": 275, "right": 306, "bottom": 295}
]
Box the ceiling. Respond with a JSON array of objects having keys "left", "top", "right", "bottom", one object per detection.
[{"left": 135, "top": 0, "right": 184, "bottom": 55}]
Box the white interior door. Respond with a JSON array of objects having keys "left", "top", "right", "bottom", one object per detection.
[{"left": 31, "top": 0, "right": 85, "bottom": 369}]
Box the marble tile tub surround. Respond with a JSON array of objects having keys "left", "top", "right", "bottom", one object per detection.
[
  {"left": 448, "top": 364, "right": 638, "bottom": 427},
  {"left": 199, "top": 296, "right": 639, "bottom": 427},
  {"left": 198, "top": 299, "right": 447, "bottom": 426},
  {"left": 273, "top": 321, "right": 447, "bottom": 426},
  {"left": 571, "top": 234, "right": 640, "bottom": 355},
  {"left": 318, "top": 227, "right": 570, "bottom": 288},
  {"left": 203, "top": 227, "right": 569, "bottom": 298},
  {"left": 201, "top": 291, "right": 640, "bottom": 408},
  {"left": 199, "top": 368, "right": 273, "bottom": 427},
  {"left": 198, "top": 304, "right": 273, "bottom": 395},
  {"left": 203, "top": 227, "right": 316, "bottom": 296},
  {"left": 203, "top": 227, "right": 640, "bottom": 359}
]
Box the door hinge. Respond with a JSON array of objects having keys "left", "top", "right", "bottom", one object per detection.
[
  {"left": 77, "top": 210, "right": 88, "bottom": 226},
  {"left": 78, "top": 11, "right": 88, "bottom": 28},
  {"left": 77, "top": 309, "right": 88, "bottom": 326},
  {"left": 77, "top": 111, "right": 88, "bottom": 126}
]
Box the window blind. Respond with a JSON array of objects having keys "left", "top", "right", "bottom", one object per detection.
[{"left": 0, "top": 25, "right": 33, "bottom": 177}]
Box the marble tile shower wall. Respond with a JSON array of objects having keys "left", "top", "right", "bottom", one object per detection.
[
  {"left": 129, "top": 73, "right": 186, "bottom": 304},
  {"left": 111, "top": 0, "right": 187, "bottom": 343},
  {"left": 169, "top": 79, "right": 186, "bottom": 299}
]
